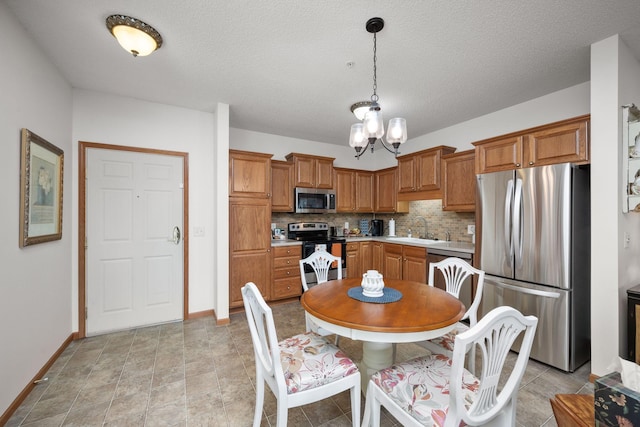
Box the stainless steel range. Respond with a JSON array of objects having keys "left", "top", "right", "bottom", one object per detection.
[{"left": 288, "top": 222, "right": 347, "bottom": 287}]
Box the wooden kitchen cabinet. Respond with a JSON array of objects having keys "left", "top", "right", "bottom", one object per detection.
[
  {"left": 229, "top": 197, "right": 272, "bottom": 307},
  {"left": 474, "top": 115, "right": 590, "bottom": 174},
  {"left": 346, "top": 240, "right": 375, "bottom": 279},
  {"left": 355, "top": 171, "right": 375, "bottom": 212},
  {"left": 359, "top": 241, "right": 373, "bottom": 275},
  {"left": 285, "top": 153, "right": 335, "bottom": 189},
  {"left": 382, "top": 243, "right": 427, "bottom": 282},
  {"left": 271, "top": 160, "right": 294, "bottom": 212},
  {"left": 402, "top": 245, "right": 428, "bottom": 283},
  {"left": 374, "top": 167, "right": 409, "bottom": 213},
  {"left": 335, "top": 168, "right": 374, "bottom": 213},
  {"left": 372, "top": 241, "right": 385, "bottom": 273},
  {"left": 335, "top": 168, "right": 355, "bottom": 212},
  {"left": 397, "top": 146, "right": 456, "bottom": 200},
  {"left": 346, "top": 242, "right": 360, "bottom": 279},
  {"left": 271, "top": 245, "right": 302, "bottom": 300},
  {"left": 229, "top": 150, "right": 272, "bottom": 197},
  {"left": 442, "top": 149, "right": 476, "bottom": 212},
  {"left": 383, "top": 243, "right": 403, "bottom": 280}
]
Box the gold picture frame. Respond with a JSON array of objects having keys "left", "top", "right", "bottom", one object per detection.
[{"left": 19, "top": 128, "right": 64, "bottom": 247}]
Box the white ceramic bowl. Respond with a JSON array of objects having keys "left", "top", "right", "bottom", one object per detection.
[{"left": 361, "top": 270, "right": 384, "bottom": 297}]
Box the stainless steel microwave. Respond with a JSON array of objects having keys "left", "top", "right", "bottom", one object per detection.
[{"left": 294, "top": 188, "right": 336, "bottom": 214}]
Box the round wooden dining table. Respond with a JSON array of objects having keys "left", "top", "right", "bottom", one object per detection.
[{"left": 300, "top": 277, "right": 465, "bottom": 384}]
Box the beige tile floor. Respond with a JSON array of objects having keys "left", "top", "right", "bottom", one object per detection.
[{"left": 7, "top": 300, "right": 593, "bottom": 426}]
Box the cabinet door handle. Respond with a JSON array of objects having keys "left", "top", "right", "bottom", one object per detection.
[
  {"left": 515, "top": 163, "right": 521, "bottom": 167},
  {"left": 529, "top": 161, "right": 534, "bottom": 165}
]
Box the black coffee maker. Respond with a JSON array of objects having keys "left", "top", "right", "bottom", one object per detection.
[{"left": 371, "top": 219, "right": 383, "bottom": 236}]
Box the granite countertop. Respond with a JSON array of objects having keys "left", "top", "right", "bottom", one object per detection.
[
  {"left": 271, "top": 239, "right": 303, "bottom": 247},
  {"left": 274, "top": 235, "right": 475, "bottom": 254}
]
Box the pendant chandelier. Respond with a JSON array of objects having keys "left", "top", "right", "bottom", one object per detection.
[{"left": 349, "top": 17, "right": 407, "bottom": 159}]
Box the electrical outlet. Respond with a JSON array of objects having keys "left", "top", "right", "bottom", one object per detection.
[
  {"left": 625, "top": 231, "right": 631, "bottom": 248},
  {"left": 193, "top": 226, "right": 205, "bottom": 237},
  {"left": 467, "top": 224, "right": 476, "bottom": 235}
]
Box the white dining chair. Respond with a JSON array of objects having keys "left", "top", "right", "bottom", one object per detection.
[
  {"left": 416, "top": 256, "right": 485, "bottom": 374},
  {"left": 241, "top": 282, "right": 360, "bottom": 427},
  {"left": 299, "top": 250, "right": 342, "bottom": 345},
  {"left": 362, "top": 305, "right": 538, "bottom": 427}
]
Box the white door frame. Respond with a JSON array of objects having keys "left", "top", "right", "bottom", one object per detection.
[{"left": 78, "top": 141, "right": 189, "bottom": 338}]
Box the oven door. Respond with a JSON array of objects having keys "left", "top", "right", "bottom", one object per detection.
[{"left": 301, "top": 241, "right": 347, "bottom": 286}]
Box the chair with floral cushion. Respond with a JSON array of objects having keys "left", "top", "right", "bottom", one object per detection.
[
  {"left": 241, "top": 282, "right": 360, "bottom": 427},
  {"left": 362, "top": 305, "right": 538, "bottom": 427},
  {"left": 299, "top": 250, "right": 342, "bottom": 345},
  {"left": 416, "top": 256, "right": 485, "bottom": 374}
]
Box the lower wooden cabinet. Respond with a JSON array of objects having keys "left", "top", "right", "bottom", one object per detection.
[
  {"left": 272, "top": 245, "right": 302, "bottom": 300},
  {"left": 359, "top": 241, "right": 373, "bottom": 275},
  {"left": 383, "top": 243, "right": 427, "bottom": 282},
  {"left": 346, "top": 242, "right": 360, "bottom": 279},
  {"left": 402, "top": 245, "right": 427, "bottom": 283},
  {"left": 372, "top": 241, "right": 385, "bottom": 274},
  {"left": 383, "top": 244, "right": 403, "bottom": 280}
]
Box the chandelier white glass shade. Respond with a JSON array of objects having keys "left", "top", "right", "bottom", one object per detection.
[
  {"left": 350, "top": 101, "right": 373, "bottom": 121},
  {"left": 349, "top": 17, "right": 407, "bottom": 159},
  {"left": 106, "top": 15, "right": 163, "bottom": 57}
]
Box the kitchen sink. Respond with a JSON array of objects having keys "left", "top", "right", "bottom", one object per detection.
[{"left": 386, "top": 237, "right": 440, "bottom": 244}]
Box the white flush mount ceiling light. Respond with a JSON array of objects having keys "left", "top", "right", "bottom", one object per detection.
[
  {"left": 106, "top": 15, "right": 163, "bottom": 57},
  {"left": 349, "top": 17, "right": 407, "bottom": 159}
]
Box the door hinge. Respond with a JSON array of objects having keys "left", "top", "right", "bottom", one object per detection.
[{"left": 85, "top": 307, "right": 88, "bottom": 319}]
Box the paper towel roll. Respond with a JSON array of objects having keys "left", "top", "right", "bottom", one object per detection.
[{"left": 388, "top": 218, "right": 396, "bottom": 236}]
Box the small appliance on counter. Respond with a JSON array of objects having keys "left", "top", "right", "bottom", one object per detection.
[{"left": 371, "top": 219, "right": 383, "bottom": 236}]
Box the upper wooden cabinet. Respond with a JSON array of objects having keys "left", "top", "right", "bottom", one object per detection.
[
  {"left": 473, "top": 115, "right": 590, "bottom": 174},
  {"left": 335, "top": 168, "right": 374, "bottom": 213},
  {"left": 374, "top": 167, "right": 409, "bottom": 213},
  {"left": 442, "top": 149, "right": 476, "bottom": 212},
  {"left": 285, "top": 153, "right": 335, "bottom": 189},
  {"left": 397, "top": 146, "right": 456, "bottom": 200},
  {"left": 271, "top": 160, "right": 294, "bottom": 212},
  {"left": 229, "top": 150, "right": 272, "bottom": 198}
]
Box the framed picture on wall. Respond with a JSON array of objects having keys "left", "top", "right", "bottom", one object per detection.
[{"left": 19, "top": 128, "right": 64, "bottom": 247}]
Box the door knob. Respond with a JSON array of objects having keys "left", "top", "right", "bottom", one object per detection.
[{"left": 168, "top": 226, "right": 181, "bottom": 244}]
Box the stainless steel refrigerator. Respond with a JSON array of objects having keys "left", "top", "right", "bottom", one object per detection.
[{"left": 477, "top": 163, "right": 590, "bottom": 372}]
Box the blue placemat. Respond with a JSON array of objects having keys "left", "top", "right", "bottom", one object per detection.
[{"left": 348, "top": 287, "right": 403, "bottom": 304}]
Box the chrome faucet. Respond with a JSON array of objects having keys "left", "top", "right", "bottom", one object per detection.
[{"left": 414, "top": 216, "right": 428, "bottom": 239}]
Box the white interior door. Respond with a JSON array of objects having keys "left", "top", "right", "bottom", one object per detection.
[{"left": 86, "top": 148, "right": 184, "bottom": 335}]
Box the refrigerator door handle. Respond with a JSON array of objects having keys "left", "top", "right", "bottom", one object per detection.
[
  {"left": 513, "top": 178, "right": 523, "bottom": 269},
  {"left": 489, "top": 280, "right": 561, "bottom": 299},
  {"left": 504, "top": 179, "right": 514, "bottom": 267}
]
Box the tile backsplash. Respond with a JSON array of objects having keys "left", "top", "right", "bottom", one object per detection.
[{"left": 272, "top": 200, "right": 476, "bottom": 243}]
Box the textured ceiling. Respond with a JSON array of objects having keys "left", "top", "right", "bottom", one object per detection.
[{"left": 5, "top": 0, "right": 640, "bottom": 145}]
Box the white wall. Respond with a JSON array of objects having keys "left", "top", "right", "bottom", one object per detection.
[
  {"left": 590, "top": 35, "right": 640, "bottom": 376},
  {"left": 71, "top": 90, "right": 219, "bottom": 328},
  {"left": 230, "top": 128, "right": 397, "bottom": 170},
  {"left": 231, "top": 83, "right": 589, "bottom": 170},
  {"left": 618, "top": 37, "right": 640, "bottom": 361},
  {"left": 0, "top": 3, "right": 73, "bottom": 416},
  {"left": 407, "top": 82, "right": 590, "bottom": 153}
]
